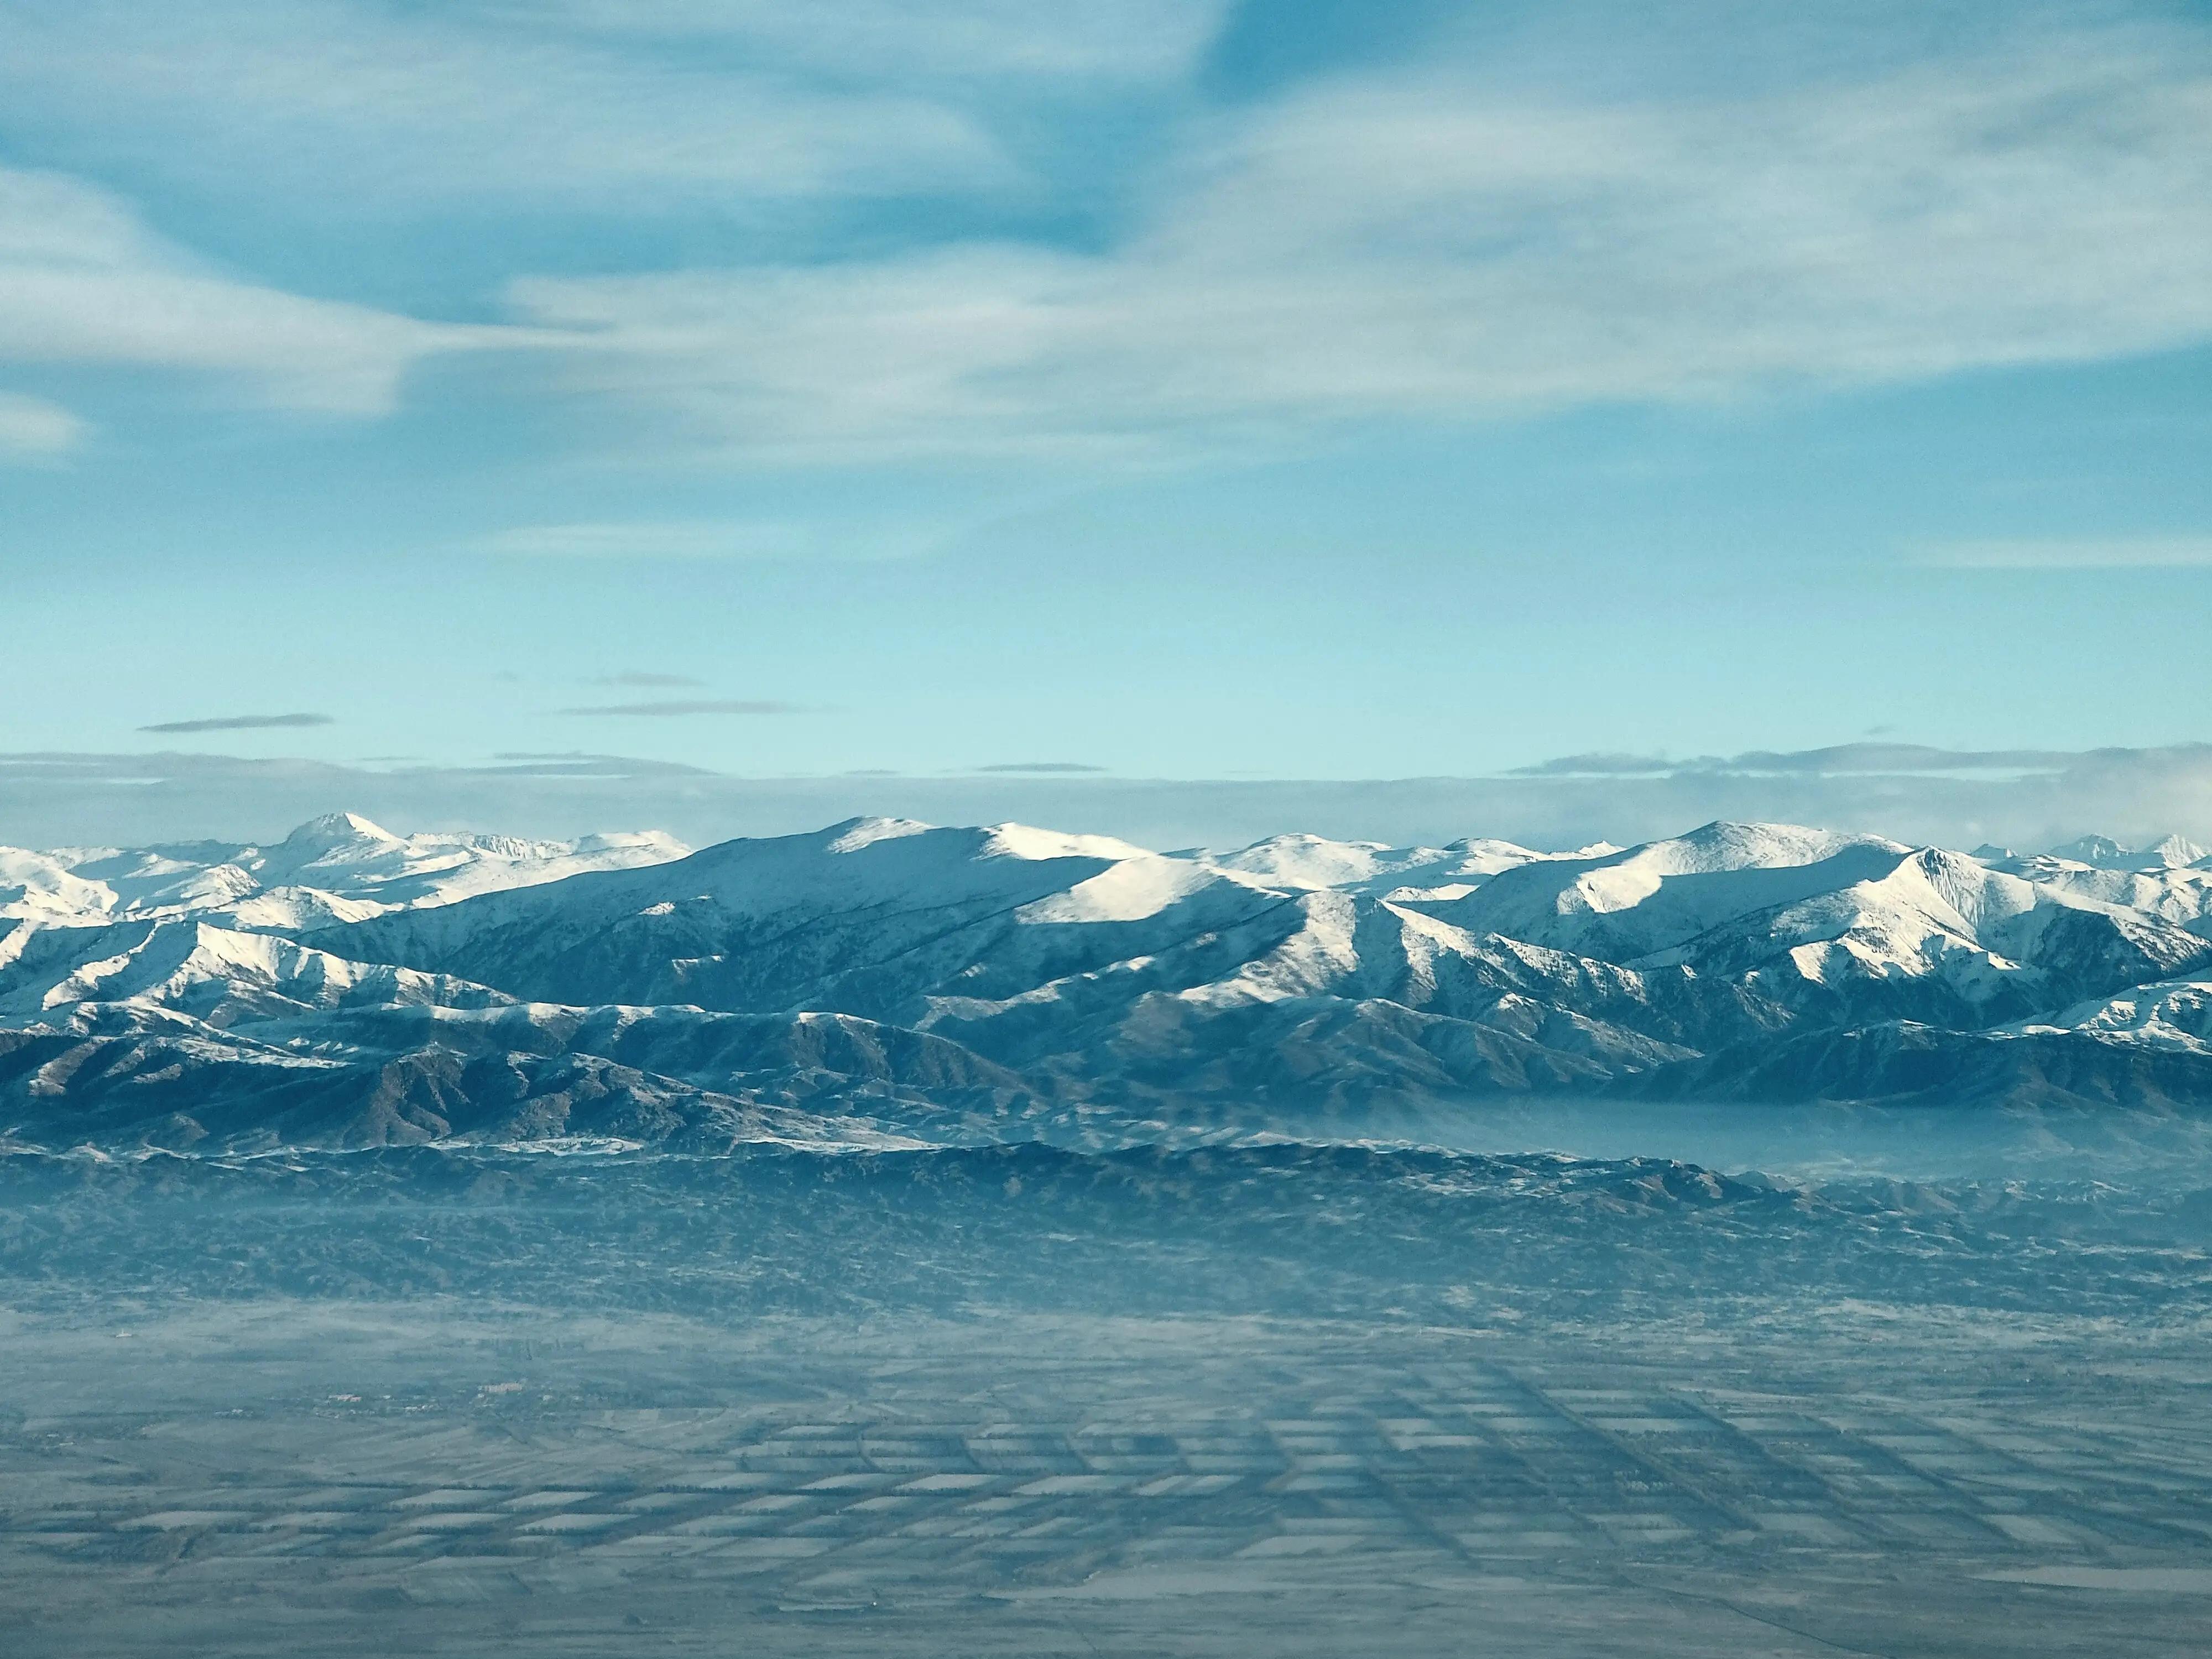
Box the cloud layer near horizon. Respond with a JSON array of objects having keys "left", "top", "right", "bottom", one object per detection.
[{"left": 7, "top": 743, "right": 2211, "bottom": 857}]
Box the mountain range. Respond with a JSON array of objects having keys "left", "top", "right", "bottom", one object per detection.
[{"left": 4, "top": 811, "right": 2211, "bottom": 1151}]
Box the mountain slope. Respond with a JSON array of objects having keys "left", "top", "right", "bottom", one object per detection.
[{"left": 4, "top": 812, "right": 2211, "bottom": 1149}]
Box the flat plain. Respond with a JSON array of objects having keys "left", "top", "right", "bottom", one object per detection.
[
  {"left": 5, "top": 1130, "right": 2210, "bottom": 1655},
  {"left": 5, "top": 1297, "right": 2211, "bottom": 1656}
]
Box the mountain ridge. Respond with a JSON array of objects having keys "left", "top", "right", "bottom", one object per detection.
[{"left": 4, "top": 812, "right": 2211, "bottom": 1150}]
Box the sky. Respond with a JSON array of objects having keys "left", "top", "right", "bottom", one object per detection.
[{"left": 4, "top": 1, "right": 2211, "bottom": 849}]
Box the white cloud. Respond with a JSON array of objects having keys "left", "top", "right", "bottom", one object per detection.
[
  {"left": 1, "top": 2, "right": 1024, "bottom": 212},
  {"left": 0, "top": 392, "right": 86, "bottom": 460},
  {"left": 502, "top": 25, "right": 2212, "bottom": 458},
  {"left": 8, "top": 7, "right": 2207, "bottom": 456},
  {"left": 0, "top": 165, "right": 495, "bottom": 413},
  {"left": 1923, "top": 538, "right": 2212, "bottom": 570},
  {"left": 491, "top": 1, "right": 1230, "bottom": 82},
  {"left": 474, "top": 517, "right": 942, "bottom": 560},
  {"left": 477, "top": 521, "right": 815, "bottom": 560}
]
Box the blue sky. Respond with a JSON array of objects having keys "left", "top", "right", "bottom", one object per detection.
[{"left": 4, "top": 1, "right": 2212, "bottom": 844}]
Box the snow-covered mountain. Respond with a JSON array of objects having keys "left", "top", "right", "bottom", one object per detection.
[
  {"left": 2039, "top": 832, "right": 2210, "bottom": 871},
  {"left": 0, "top": 811, "right": 688, "bottom": 930},
  {"left": 4, "top": 813, "right": 2211, "bottom": 1150}
]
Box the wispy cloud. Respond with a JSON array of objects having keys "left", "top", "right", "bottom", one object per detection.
[
  {"left": 503, "top": 1, "right": 1228, "bottom": 82},
  {"left": 1515, "top": 744, "right": 2080, "bottom": 778},
  {"left": 504, "top": 23, "right": 2212, "bottom": 460},
  {"left": 12, "top": 9, "right": 2208, "bottom": 461},
  {"left": 975, "top": 761, "right": 1107, "bottom": 774},
  {"left": 0, "top": 4, "right": 1025, "bottom": 215},
  {"left": 0, "top": 165, "right": 499, "bottom": 414},
  {"left": 1507, "top": 752, "right": 1681, "bottom": 779},
  {"left": 1920, "top": 538, "right": 2212, "bottom": 570},
  {"left": 0, "top": 390, "right": 86, "bottom": 460},
  {"left": 589, "top": 671, "right": 706, "bottom": 688},
  {"left": 554, "top": 700, "right": 803, "bottom": 717},
  {"left": 138, "top": 712, "right": 335, "bottom": 734},
  {"left": 477, "top": 521, "right": 814, "bottom": 559},
  {"left": 487, "top": 750, "right": 716, "bottom": 775}
]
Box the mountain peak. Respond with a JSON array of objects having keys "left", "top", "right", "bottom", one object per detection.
[
  {"left": 982, "top": 822, "right": 1155, "bottom": 863},
  {"left": 822, "top": 817, "right": 935, "bottom": 854},
  {"left": 2045, "top": 833, "right": 2206, "bottom": 871},
  {"left": 281, "top": 811, "right": 401, "bottom": 852}
]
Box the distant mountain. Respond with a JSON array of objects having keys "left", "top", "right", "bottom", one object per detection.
[
  {"left": 2039, "top": 832, "right": 2209, "bottom": 872},
  {"left": 4, "top": 813, "right": 2211, "bottom": 1150},
  {"left": 0, "top": 811, "right": 688, "bottom": 930}
]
